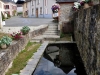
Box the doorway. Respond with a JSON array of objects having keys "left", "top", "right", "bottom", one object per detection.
[{"left": 36, "top": 8, "right": 38, "bottom": 18}]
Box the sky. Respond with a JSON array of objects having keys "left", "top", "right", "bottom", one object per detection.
[{"left": 14, "top": 0, "right": 17, "bottom": 2}]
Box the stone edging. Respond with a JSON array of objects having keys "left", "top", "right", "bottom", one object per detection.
[{"left": 20, "top": 41, "right": 49, "bottom": 75}]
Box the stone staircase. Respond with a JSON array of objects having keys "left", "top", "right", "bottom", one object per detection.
[{"left": 31, "top": 23, "right": 60, "bottom": 42}]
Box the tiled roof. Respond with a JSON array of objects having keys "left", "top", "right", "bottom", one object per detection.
[{"left": 56, "top": 0, "right": 78, "bottom": 3}]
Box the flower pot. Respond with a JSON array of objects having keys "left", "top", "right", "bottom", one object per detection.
[
  {"left": 2, "top": 21, "right": 6, "bottom": 25},
  {"left": 1, "top": 44, "right": 7, "bottom": 49},
  {"left": 84, "top": 3, "right": 90, "bottom": 9}
]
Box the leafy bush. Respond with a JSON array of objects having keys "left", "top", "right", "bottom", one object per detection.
[
  {"left": 17, "top": 12, "right": 23, "bottom": 16},
  {"left": 21, "top": 26, "right": 30, "bottom": 35},
  {"left": 0, "top": 36, "right": 12, "bottom": 46},
  {"left": 7, "top": 13, "right": 11, "bottom": 19},
  {"left": 13, "top": 10, "right": 16, "bottom": 16},
  {"left": 60, "top": 32, "right": 65, "bottom": 38},
  {"left": 1, "top": 12, "right": 6, "bottom": 21}
]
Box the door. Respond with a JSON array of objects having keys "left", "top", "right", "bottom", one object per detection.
[{"left": 36, "top": 8, "right": 38, "bottom": 18}]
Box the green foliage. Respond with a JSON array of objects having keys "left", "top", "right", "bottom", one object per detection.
[
  {"left": 1, "top": 12, "right": 5, "bottom": 21},
  {"left": 7, "top": 13, "right": 11, "bottom": 19},
  {"left": 17, "top": 12, "right": 23, "bottom": 16},
  {"left": 60, "top": 32, "right": 65, "bottom": 38},
  {"left": 13, "top": 10, "right": 16, "bottom": 16},
  {"left": 85, "top": 0, "right": 91, "bottom": 3},
  {"left": 0, "top": 36, "right": 12, "bottom": 46},
  {"left": 21, "top": 26, "right": 30, "bottom": 35}
]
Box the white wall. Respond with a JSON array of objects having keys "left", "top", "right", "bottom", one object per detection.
[
  {"left": 27, "top": 0, "right": 56, "bottom": 18},
  {"left": 17, "top": 7, "right": 23, "bottom": 12}
]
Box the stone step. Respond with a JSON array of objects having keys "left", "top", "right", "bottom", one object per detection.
[
  {"left": 43, "top": 35, "right": 60, "bottom": 38},
  {"left": 44, "top": 31, "right": 58, "bottom": 33},
  {"left": 47, "top": 28, "right": 58, "bottom": 31},
  {"left": 43, "top": 33, "right": 58, "bottom": 35},
  {"left": 31, "top": 35, "right": 60, "bottom": 43}
]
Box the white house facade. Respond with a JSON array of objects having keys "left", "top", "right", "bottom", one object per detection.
[{"left": 27, "top": 0, "right": 56, "bottom": 18}]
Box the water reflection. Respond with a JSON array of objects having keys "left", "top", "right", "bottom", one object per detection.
[{"left": 33, "top": 57, "right": 76, "bottom": 75}]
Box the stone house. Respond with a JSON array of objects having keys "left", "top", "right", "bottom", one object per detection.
[
  {"left": 56, "top": 0, "right": 78, "bottom": 33},
  {"left": 3, "top": 2, "right": 17, "bottom": 16}
]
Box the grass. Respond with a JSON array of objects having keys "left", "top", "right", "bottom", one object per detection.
[
  {"left": 60, "top": 33, "right": 72, "bottom": 41},
  {"left": 5, "top": 42, "right": 41, "bottom": 75}
]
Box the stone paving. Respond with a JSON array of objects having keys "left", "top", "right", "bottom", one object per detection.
[
  {"left": 5, "top": 16, "right": 53, "bottom": 26},
  {"left": 0, "top": 16, "right": 55, "bottom": 34}
]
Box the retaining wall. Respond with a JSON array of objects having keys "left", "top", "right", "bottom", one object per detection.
[{"left": 0, "top": 25, "right": 48, "bottom": 75}]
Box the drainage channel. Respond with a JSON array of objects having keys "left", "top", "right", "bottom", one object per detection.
[
  {"left": 33, "top": 57, "right": 76, "bottom": 75},
  {"left": 32, "top": 42, "right": 87, "bottom": 75}
]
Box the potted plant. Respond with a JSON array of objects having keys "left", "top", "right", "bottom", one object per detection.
[
  {"left": 82, "top": 0, "right": 92, "bottom": 8},
  {"left": 21, "top": 26, "right": 30, "bottom": 35},
  {"left": 0, "top": 36, "right": 12, "bottom": 49},
  {"left": 51, "top": 4, "right": 60, "bottom": 19},
  {"left": 11, "top": 31, "right": 23, "bottom": 40},
  {"left": 73, "top": 0, "right": 93, "bottom": 11}
]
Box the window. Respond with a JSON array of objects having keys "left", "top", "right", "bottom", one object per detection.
[
  {"left": 32, "top": 0, "right": 34, "bottom": 6},
  {"left": 5, "top": 5, "right": 9, "bottom": 9},
  {"left": 40, "top": 7, "right": 42, "bottom": 15},
  {"left": 32, "top": 8, "right": 34, "bottom": 16},
  {"left": 45, "top": 0, "right": 47, "bottom": 6},
  {"left": 37, "top": 0, "right": 40, "bottom": 5}
]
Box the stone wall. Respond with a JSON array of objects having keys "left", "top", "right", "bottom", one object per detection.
[
  {"left": 0, "top": 26, "right": 48, "bottom": 75},
  {"left": 58, "top": 4, "right": 73, "bottom": 32},
  {"left": 73, "top": 4, "right": 100, "bottom": 75}
]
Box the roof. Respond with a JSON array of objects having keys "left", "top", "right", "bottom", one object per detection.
[
  {"left": 56, "top": 0, "right": 78, "bottom": 3},
  {"left": 16, "top": 0, "right": 31, "bottom": 4}
]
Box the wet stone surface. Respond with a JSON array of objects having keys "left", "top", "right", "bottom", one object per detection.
[{"left": 33, "top": 57, "right": 77, "bottom": 75}]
